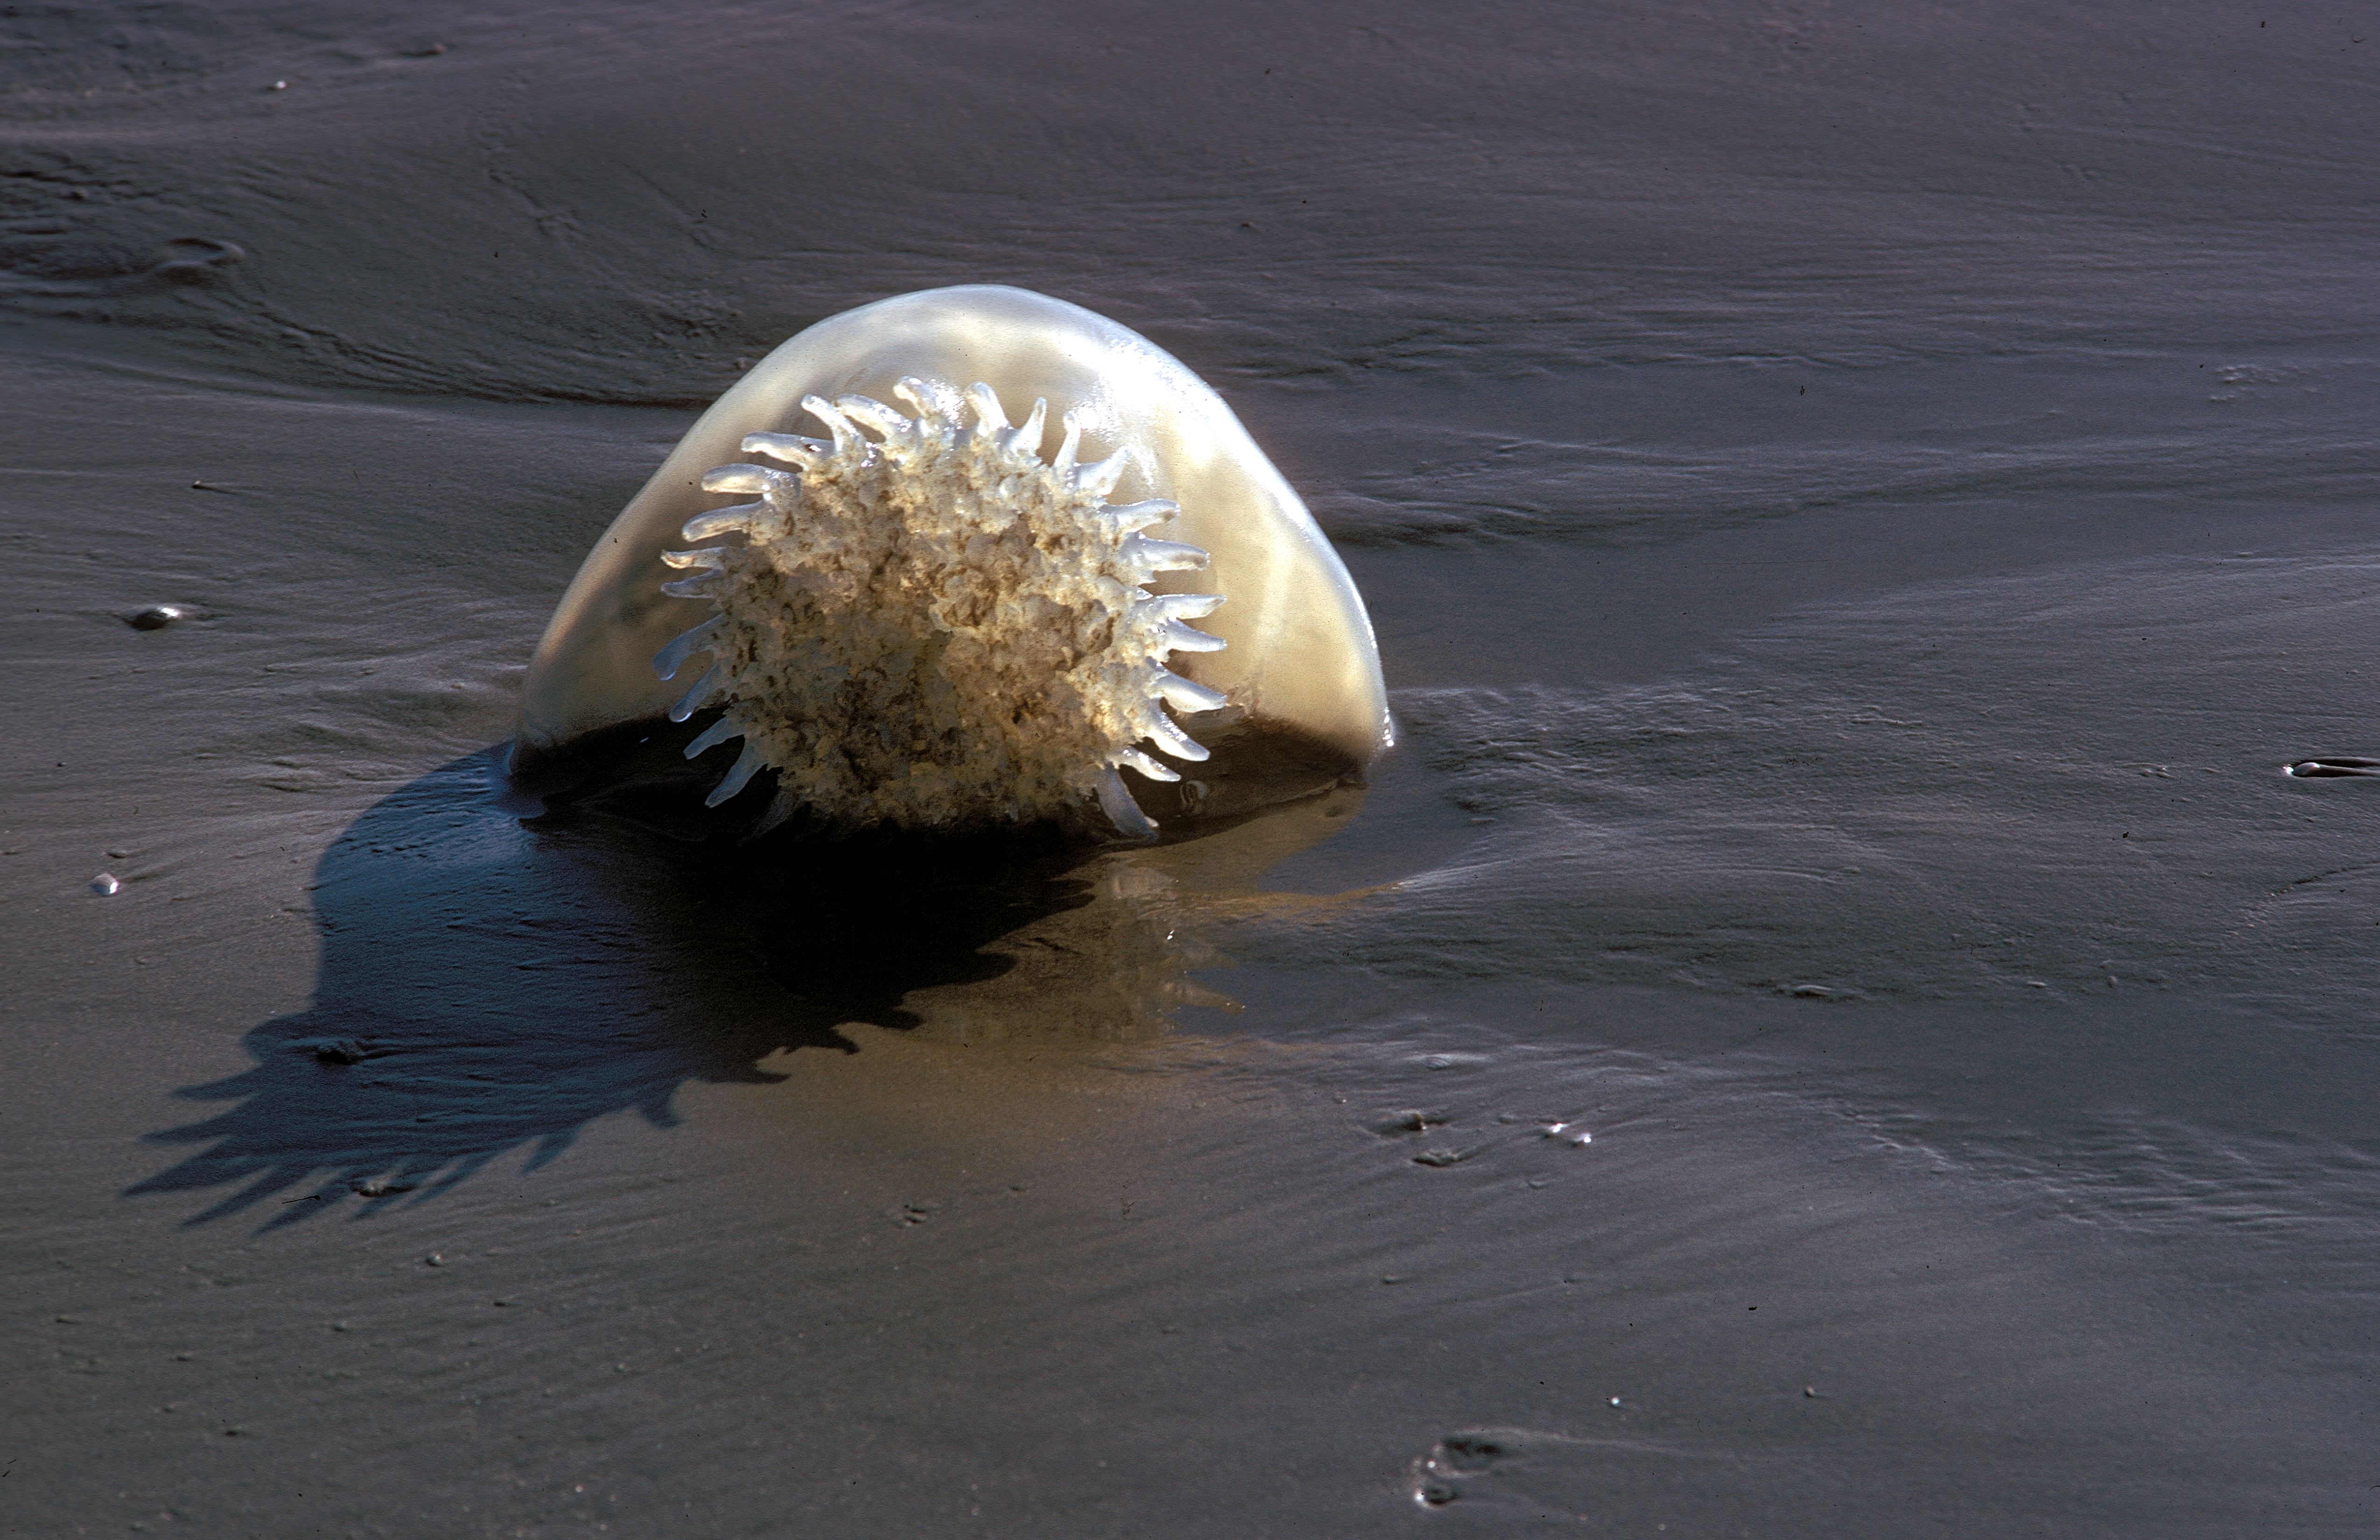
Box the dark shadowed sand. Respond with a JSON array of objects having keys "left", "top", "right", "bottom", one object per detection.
[{"left": 3, "top": 3, "right": 2375, "bottom": 1535}]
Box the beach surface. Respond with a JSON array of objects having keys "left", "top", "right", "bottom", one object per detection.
[{"left": 3, "top": 3, "right": 2375, "bottom": 1534}]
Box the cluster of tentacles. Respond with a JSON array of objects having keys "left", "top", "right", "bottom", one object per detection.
[{"left": 651, "top": 378, "right": 1229, "bottom": 837}]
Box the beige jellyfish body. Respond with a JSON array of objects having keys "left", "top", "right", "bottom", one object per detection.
[{"left": 513, "top": 285, "right": 1389, "bottom": 837}]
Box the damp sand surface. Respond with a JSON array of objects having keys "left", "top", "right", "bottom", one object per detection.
[{"left": 3, "top": 3, "right": 2377, "bottom": 1535}]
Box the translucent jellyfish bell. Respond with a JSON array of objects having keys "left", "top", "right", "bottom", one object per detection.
[{"left": 512, "top": 285, "right": 1390, "bottom": 837}]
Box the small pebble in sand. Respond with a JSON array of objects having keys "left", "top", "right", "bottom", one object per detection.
[
  {"left": 126, "top": 605, "right": 186, "bottom": 630},
  {"left": 2285, "top": 758, "right": 2380, "bottom": 778},
  {"left": 89, "top": 873, "right": 120, "bottom": 896}
]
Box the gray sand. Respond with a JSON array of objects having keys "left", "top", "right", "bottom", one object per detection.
[{"left": 3, "top": 3, "right": 2375, "bottom": 1535}]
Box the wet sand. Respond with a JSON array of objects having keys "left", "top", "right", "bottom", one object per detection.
[{"left": 4, "top": 3, "right": 2376, "bottom": 1535}]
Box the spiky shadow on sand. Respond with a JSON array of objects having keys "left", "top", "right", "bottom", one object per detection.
[{"left": 126, "top": 749, "right": 1117, "bottom": 1229}]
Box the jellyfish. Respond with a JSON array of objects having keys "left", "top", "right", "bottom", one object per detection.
[{"left": 512, "top": 285, "right": 1388, "bottom": 838}]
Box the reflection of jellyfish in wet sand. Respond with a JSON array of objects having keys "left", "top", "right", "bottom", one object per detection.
[{"left": 512, "top": 285, "right": 1390, "bottom": 839}]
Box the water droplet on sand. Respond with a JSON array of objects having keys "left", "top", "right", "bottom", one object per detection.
[{"left": 89, "top": 873, "right": 119, "bottom": 896}]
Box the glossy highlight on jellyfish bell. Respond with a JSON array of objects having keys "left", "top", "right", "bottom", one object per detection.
[{"left": 512, "top": 285, "right": 1390, "bottom": 839}]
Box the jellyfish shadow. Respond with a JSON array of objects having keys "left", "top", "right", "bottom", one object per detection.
[{"left": 128, "top": 738, "right": 1364, "bottom": 1230}]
